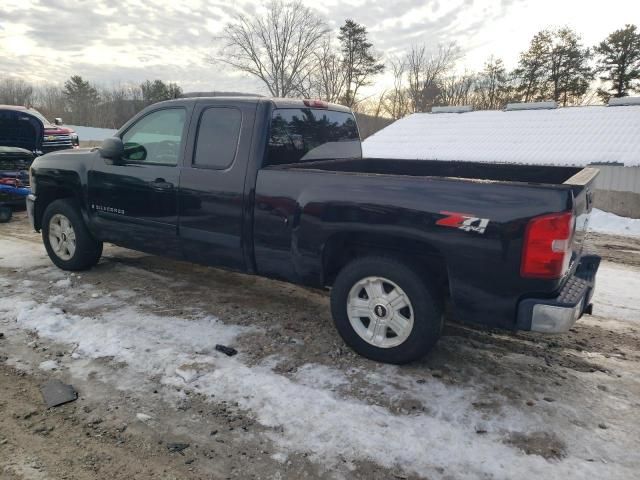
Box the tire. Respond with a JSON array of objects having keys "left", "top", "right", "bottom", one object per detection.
[
  {"left": 0, "top": 206, "right": 12, "bottom": 223},
  {"left": 42, "top": 199, "right": 103, "bottom": 271},
  {"left": 330, "top": 256, "right": 443, "bottom": 364}
]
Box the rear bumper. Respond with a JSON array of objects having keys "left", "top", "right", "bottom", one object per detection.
[
  {"left": 516, "top": 255, "right": 601, "bottom": 333},
  {"left": 26, "top": 193, "right": 36, "bottom": 230}
]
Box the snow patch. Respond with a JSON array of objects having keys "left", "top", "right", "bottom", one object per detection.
[
  {"left": 588, "top": 209, "right": 640, "bottom": 237},
  {"left": 591, "top": 261, "right": 640, "bottom": 323},
  {"left": 38, "top": 360, "right": 59, "bottom": 371},
  {"left": 0, "top": 239, "right": 50, "bottom": 269},
  {"left": 66, "top": 125, "right": 117, "bottom": 142},
  {"left": 136, "top": 413, "right": 153, "bottom": 422}
]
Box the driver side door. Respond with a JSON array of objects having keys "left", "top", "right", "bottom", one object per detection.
[{"left": 88, "top": 106, "right": 188, "bottom": 256}]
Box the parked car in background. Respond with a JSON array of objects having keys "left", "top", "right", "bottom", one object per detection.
[
  {"left": 27, "top": 97, "right": 601, "bottom": 364},
  {"left": 0, "top": 105, "right": 79, "bottom": 154},
  {"left": 0, "top": 107, "right": 42, "bottom": 221}
]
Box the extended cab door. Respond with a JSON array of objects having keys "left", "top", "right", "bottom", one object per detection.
[
  {"left": 88, "top": 106, "right": 189, "bottom": 256},
  {"left": 177, "top": 100, "right": 257, "bottom": 270}
]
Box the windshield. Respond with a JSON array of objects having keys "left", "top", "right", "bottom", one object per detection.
[{"left": 27, "top": 109, "right": 52, "bottom": 126}]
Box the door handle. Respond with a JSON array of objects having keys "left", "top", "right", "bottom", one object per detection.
[{"left": 151, "top": 178, "right": 174, "bottom": 190}]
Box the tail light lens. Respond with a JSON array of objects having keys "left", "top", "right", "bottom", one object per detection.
[{"left": 521, "top": 211, "right": 574, "bottom": 279}]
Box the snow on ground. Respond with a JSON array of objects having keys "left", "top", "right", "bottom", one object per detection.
[
  {"left": 589, "top": 209, "right": 640, "bottom": 237},
  {"left": 1, "top": 237, "right": 639, "bottom": 479},
  {"left": 66, "top": 125, "right": 117, "bottom": 142},
  {"left": 591, "top": 261, "right": 640, "bottom": 324}
]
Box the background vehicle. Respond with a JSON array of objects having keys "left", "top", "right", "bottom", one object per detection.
[
  {"left": 0, "top": 105, "right": 79, "bottom": 153},
  {"left": 0, "top": 108, "right": 40, "bottom": 222},
  {"left": 26, "top": 97, "right": 600, "bottom": 363}
]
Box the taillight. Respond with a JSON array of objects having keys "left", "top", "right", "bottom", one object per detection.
[{"left": 521, "top": 211, "right": 574, "bottom": 279}]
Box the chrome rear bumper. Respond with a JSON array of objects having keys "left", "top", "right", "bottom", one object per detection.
[{"left": 516, "top": 255, "right": 600, "bottom": 333}]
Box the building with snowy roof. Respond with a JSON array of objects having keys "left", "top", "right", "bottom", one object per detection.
[{"left": 362, "top": 99, "right": 640, "bottom": 217}]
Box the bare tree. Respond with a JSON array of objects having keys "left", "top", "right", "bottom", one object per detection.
[
  {"left": 383, "top": 56, "right": 410, "bottom": 119},
  {"left": 353, "top": 90, "right": 386, "bottom": 117},
  {"left": 439, "top": 72, "right": 475, "bottom": 106},
  {"left": 214, "top": 0, "right": 329, "bottom": 97},
  {"left": 0, "top": 78, "right": 35, "bottom": 106},
  {"left": 33, "top": 84, "right": 67, "bottom": 120},
  {"left": 297, "top": 39, "right": 346, "bottom": 102},
  {"left": 406, "top": 43, "right": 461, "bottom": 112}
]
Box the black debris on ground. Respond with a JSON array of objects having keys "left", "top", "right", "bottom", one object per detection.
[
  {"left": 39, "top": 379, "right": 78, "bottom": 408},
  {"left": 166, "top": 443, "right": 190, "bottom": 455},
  {"left": 215, "top": 344, "right": 238, "bottom": 357}
]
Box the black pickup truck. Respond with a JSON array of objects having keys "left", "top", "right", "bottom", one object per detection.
[{"left": 26, "top": 97, "right": 601, "bottom": 364}]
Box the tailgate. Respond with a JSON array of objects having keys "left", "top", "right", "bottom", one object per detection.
[{"left": 564, "top": 167, "right": 599, "bottom": 261}]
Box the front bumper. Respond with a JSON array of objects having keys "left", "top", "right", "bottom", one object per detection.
[
  {"left": 26, "top": 193, "right": 36, "bottom": 230},
  {"left": 516, "top": 255, "right": 601, "bottom": 333}
]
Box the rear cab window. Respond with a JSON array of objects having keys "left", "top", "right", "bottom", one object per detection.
[
  {"left": 193, "top": 107, "right": 242, "bottom": 169},
  {"left": 266, "top": 108, "right": 361, "bottom": 166}
]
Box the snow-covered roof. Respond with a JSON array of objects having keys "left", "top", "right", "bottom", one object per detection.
[{"left": 362, "top": 104, "right": 640, "bottom": 167}]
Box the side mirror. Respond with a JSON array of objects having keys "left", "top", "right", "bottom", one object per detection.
[
  {"left": 54, "top": 118, "right": 63, "bottom": 126},
  {"left": 99, "top": 137, "right": 124, "bottom": 162}
]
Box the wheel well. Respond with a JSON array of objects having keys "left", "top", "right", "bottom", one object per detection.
[
  {"left": 322, "top": 233, "right": 448, "bottom": 291},
  {"left": 34, "top": 186, "right": 77, "bottom": 231}
]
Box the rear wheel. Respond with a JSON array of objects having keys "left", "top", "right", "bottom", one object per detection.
[
  {"left": 42, "top": 199, "right": 102, "bottom": 271},
  {"left": 330, "top": 256, "right": 443, "bottom": 364}
]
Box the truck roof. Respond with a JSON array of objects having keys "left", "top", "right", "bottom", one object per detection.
[{"left": 156, "top": 97, "right": 352, "bottom": 113}]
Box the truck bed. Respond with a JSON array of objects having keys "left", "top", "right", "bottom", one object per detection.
[{"left": 272, "top": 157, "right": 594, "bottom": 188}]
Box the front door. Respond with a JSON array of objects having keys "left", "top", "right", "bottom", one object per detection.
[{"left": 88, "top": 107, "right": 187, "bottom": 256}]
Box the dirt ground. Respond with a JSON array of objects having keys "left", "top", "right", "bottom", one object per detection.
[{"left": 1, "top": 211, "right": 639, "bottom": 480}]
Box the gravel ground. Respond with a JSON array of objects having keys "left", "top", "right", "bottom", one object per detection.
[{"left": 1, "top": 211, "right": 639, "bottom": 480}]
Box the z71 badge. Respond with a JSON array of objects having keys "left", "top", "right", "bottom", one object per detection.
[{"left": 436, "top": 211, "right": 490, "bottom": 234}]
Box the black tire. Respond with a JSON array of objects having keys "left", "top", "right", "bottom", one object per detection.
[
  {"left": 330, "top": 256, "right": 443, "bottom": 364},
  {"left": 0, "top": 206, "right": 12, "bottom": 223},
  {"left": 42, "top": 199, "right": 103, "bottom": 271}
]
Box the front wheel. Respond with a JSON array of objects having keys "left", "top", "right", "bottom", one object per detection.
[
  {"left": 42, "top": 199, "right": 103, "bottom": 271},
  {"left": 330, "top": 256, "right": 443, "bottom": 364}
]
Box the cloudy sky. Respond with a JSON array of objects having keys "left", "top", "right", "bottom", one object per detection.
[{"left": 1, "top": 0, "right": 638, "bottom": 94}]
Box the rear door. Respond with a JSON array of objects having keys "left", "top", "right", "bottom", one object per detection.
[
  {"left": 88, "top": 106, "right": 189, "bottom": 255},
  {"left": 177, "top": 100, "right": 257, "bottom": 270}
]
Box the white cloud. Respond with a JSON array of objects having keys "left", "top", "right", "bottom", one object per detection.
[{"left": 0, "top": 0, "right": 638, "bottom": 93}]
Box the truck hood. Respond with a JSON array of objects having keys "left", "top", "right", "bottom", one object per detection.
[
  {"left": 0, "top": 108, "right": 44, "bottom": 153},
  {"left": 44, "top": 126, "right": 76, "bottom": 135}
]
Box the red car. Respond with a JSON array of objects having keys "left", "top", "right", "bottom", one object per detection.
[{"left": 0, "top": 105, "right": 79, "bottom": 154}]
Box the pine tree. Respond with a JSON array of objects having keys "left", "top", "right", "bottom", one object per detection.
[
  {"left": 475, "top": 56, "right": 511, "bottom": 109},
  {"left": 513, "top": 30, "right": 552, "bottom": 102},
  {"left": 140, "top": 80, "right": 183, "bottom": 105},
  {"left": 595, "top": 24, "right": 640, "bottom": 100},
  {"left": 62, "top": 75, "right": 100, "bottom": 125},
  {"left": 338, "top": 19, "right": 384, "bottom": 107},
  {"left": 548, "top": 28, "right": 593, "bottom": 106}
]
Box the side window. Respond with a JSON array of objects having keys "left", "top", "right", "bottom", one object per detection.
[
  {"left": 121, "top": 108, "right": 186, "bottom": 165},
  {"left": 193, "top": 107, "right": 242, "bottom": 169},
  {"left": 266, "top": 108, "right": 361, "bottom": 166}
]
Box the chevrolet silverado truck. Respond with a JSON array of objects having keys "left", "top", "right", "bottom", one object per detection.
[
  {"left": 0, "top": 105, "right": 79, "bottom": 153},
  {"left": 26, "top": 97, "right": 601, "bottom": 364}
]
